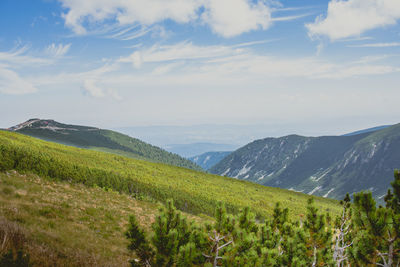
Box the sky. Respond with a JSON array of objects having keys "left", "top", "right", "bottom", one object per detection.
[{"left": 1, "top": 0, "right": 400, "bottom": 143}]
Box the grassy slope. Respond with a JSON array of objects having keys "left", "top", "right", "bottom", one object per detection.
[
  {"left": 0, "top": 131, "right": 341, "bottom": 219},
  {"left": 0, "top": 171, "right": 161, "bottom": 266}
]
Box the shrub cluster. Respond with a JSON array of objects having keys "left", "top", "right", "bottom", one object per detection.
[{"left": 127, "top": 171, "right": 400, "bottom": 266}]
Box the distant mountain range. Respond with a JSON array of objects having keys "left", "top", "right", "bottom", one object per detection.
[
  {"left": 8, "top": 119, "right": 201, "bottom": 171},
  {"left": 189, "top": 151, "right": 232, "bottom": 170},
  {"left": 210, "top": 124, "right": 400, "bottom": 201},
  {"left": 164, "top": 143, "right": 238, "bottom": 158}
]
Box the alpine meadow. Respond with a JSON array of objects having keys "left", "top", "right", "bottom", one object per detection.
[{"left": 1, "top": 0, "right": 400, "bottom": 266}]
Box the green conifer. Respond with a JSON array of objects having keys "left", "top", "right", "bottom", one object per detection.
[{"left": 125, "top": 215, "right": 154, "bottom": 267}]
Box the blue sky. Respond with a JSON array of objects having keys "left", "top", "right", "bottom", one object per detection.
[{"left": 1, "top": 0, "right": 400, "bottom": 139}]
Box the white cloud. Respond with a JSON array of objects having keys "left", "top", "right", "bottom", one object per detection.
[
  {"left": 59, "top": 0, "right": 203, "bottom": 35},
  {"left": 83, "top": 79, "right": 105, "bottom": 98},
  {"left": 201, "top": 0, "right": 272, "bottom": 37},
  {"left": 58, "top": 0, "right": 274, "bottom": 37},
  {"left": 306, "top": 0, "right": 400, "bottom": 40},
  {"left": 348, "top": 42, "right": 400, "bottom": 48},
  {"left": 0, "top": 67, "right": 37, "bottom": 95},
  {"left": 46, "top": 43, "right": 72, "bottom": 57}
]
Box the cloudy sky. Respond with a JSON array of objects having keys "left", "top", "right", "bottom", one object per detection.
[{"left": 1, "top": 0, "right": 400, "bottom": 139}]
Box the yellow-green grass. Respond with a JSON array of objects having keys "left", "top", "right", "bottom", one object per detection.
[
  {"left": 0, "top": 171, "right": 205, "bottom": 266},
  {"left": 0, "top": 131, "right": 341, "bottom": 219}
]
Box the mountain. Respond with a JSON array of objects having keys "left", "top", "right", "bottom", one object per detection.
[
  {"left": 189, "top": 151, "right": 232, "bottom": 170},
  {"left": 8, "top": 119, "right": 201, "bottom": 171},
  {"left": 342, "top": 125, "right": 392, "bottom": 136},
  {"left": 164, "top": 142, "right": 238, "bottom": 158},
  {"left": 210, "top": 123, "right": 400, "bottom": 201}
]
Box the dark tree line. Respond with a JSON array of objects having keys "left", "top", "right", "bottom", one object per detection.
[{"left": 126, "top": 171, "right": 400, "bottom": 266}]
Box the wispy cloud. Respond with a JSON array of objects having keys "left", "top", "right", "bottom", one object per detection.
[
  {"left": 348, "top": 42, "right": 400, "bottom": 48},
  {"left": 46, "top": 43, "right": 72, "bottom": 57},
  {"left": 0, "top": 45, "right": 54, "bottom": 95},
  {"left": 0, "top": 45, "right": 52, "bottom": 66},
  {"left": 271, "top": 13, "right": 313, "bottom": 22},
  {"left": 82, "top": 79, "right": 122, "bottom": 100},
  {"left": 335, "top": 36, "right": 374, "bottom": 42},
  {"left": 273, "top": 6, "right": 319, "bottom": 12},
  {"left": 118, "top": 41, "right": 241, "bottom": 67},
  {"left": 6, "top": 39, "right": 400, "bottom": 99},
  {"left": 230, "top": 39, "right": 279, "bottom": 48},
  {"left": 113, "top": 41, "right": 400, "bottom": 80},
  {"left": 82, "top": 79, "right": 104, "bottom": 98}
]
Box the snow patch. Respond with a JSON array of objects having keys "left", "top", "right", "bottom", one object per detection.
[
  {"left": 341, "top": 150, "right": 356, "bottom": 169},
  {"left": 221, "top": 168, "right": 230, "bottom": 176},
  {"left": 235, "top": 163, "right": 252, "bottom": 178},
  {"left": 308, "top": 186, "right": 322, "bottom": 195},
  {"left": 289, "top": 187, "right": 304, "bottom": 193},
  {"left": 294, "top": 144, "right": 301, "bottom": 154},
  {"left": 369, "top": 143, "right": 378, "bottom": 158},
  {"left": 310, "top": 168, "right": 331, "bottom": 182},
  {"left": 323, "top": 188, "right": 335, "bottom": 198}
]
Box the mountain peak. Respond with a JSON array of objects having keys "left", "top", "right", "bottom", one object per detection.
[
  {"left": 8, "top": 118, "right": 42, "bottom": 131},
  {"left": 8, "top": 119, "right": 98, "bottom": 132}
]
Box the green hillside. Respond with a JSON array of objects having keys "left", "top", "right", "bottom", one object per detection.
[
  {"left": 0, "top": 131, "right": 340, "bottom": 219},
  {"left": 9, "top": 119, "right": 201, "bottom": 171}
]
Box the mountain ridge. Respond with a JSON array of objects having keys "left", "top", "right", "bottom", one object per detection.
[
  {"left": 210, "top": 123, "right": 400, "bottom": 201},
  {"left": 342, "top": 125, "right": 392, "bottom": 136},
  {"left": 8, "top": 119, "right": 202, "bottom": 171}
]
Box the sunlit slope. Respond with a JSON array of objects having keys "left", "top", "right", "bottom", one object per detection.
[
  {"left": 0, "top": 171, "right": 200, "bottom": 266},
  {"left": 0, "top": 131, "right": 340, "bottom": 218},
  {"left": 11, "top": 119, "right": 201, "bottom": 171}
]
